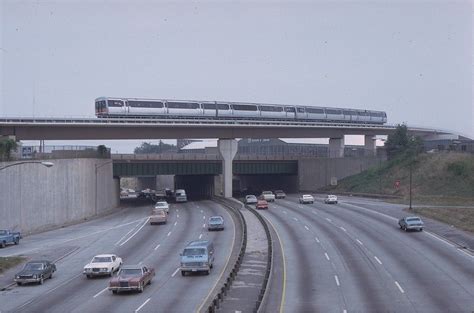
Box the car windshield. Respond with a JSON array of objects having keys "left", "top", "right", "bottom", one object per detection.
[
  {"left": 156, "top": 202, "right": 167, "bottom": 207},
  {"left": 210, "top": 217, "right": 222, "bottom": 222},
  {"left": 92, "top": 257, "right": 112, "bottom": 263},
  {"left": 119, "top": 269, "right": 142, "bottom": 276},
  {"left": 24, "top": 263, "right": 44, "bottom": 270},
  {"left": 183, "top": 248, "right": 206, "bottom": 256},
  {"left": 0, "top": 230, "right": 6, "bottom": 235},
  {"left": 407, "top": 218, "right": 421, "bottom": 223},
  {"left": 275, "top": 190, "right": 283, "bottom": 193}
]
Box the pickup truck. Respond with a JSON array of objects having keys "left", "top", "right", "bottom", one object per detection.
[{"left": 0, "top": 230, "right": 21, "bottom": 248}]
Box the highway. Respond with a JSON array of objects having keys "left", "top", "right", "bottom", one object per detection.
[
  {"left": 259, "top": 195, "right": 474, "bottom": 313},
  {"left": 0, "top": 200, "right": 236, "bottom": 313}
]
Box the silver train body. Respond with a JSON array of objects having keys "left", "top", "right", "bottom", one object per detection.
[{"left": 95, "top": 97, "right": 387, "bottom": 124}]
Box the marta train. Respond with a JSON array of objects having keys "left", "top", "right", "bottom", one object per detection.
[{"left": 95, "top": 97, "right": 387, "bottom": 124}]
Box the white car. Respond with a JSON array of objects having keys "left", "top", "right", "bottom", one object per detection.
[
  {"left": 299, "top": 194, "right": 314, "bottom": 204},
  {"left": 155, "top": 201, "right": 170, "bottom": 214},
  {"left": 324, "top": 195, "right": 338, "bottom": 204},
  {"left": 83, "top": 254, "right": 122, "bottom": 278},
  {"left": 261, "top": 191, "right": 276, "bottom": 202},
  {"left": 245, "top": 195, "right": 258, "bottom": 204}
]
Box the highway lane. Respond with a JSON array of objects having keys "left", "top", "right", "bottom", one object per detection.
[
  {"left": 1, "top": 200, "right": 236, "bottom": 313},
  {"left": 258, "top": 195, "right": 474, "bottom": 313}
]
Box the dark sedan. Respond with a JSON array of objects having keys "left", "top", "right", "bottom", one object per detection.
[
  {"left": 15, "top": 260, "right": 56, "bottom": 285},
  {"left": 109, "top": 265, "right": 155, "bottom": 293}
]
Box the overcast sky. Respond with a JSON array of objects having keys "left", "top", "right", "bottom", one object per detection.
[{"left": 1, "top": 0, "right": 472, "bottom": 152}]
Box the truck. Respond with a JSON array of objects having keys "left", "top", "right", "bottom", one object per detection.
[{"left": 0, "top": 230, "right": 21, "bottom": 248}]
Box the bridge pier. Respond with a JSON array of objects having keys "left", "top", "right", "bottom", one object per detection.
[
  {"left": 329, "top": 137, "right": 345, "bottom": 158},
  {"left": 364, "top": 135, "right": 377, "bottom": 156},
  {"left": 218, "top": 139, "right": 238, "bottom": 198}
]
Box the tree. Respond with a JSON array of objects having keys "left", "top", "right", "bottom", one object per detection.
[
  {"left": 0, "top": 138, "right": 18, "bottom": 161},
  {"left": 384, "top": 124, "right": 423, "bottom": 159},
  {"left": 134, "top": 141, "right": 177, "bottom": 154}
]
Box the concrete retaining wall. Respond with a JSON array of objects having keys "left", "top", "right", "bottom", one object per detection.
[
  {"left": 0, "top": 159, "right": 120, "bottom": 235},
  {"left": 298, "top": 157, "right": 383, "bottom": 191}
]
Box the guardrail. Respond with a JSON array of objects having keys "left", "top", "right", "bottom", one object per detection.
[
  {"left": 206, "top": 198, "right": 247, "bottom": 313},
  {"left": 245, "top": 204, "right": 273, "bottom": 312}
]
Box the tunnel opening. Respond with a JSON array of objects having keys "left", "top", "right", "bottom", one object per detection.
[
  {"left": 174, "top": 175, "right": 215, "bottom": 200},
  {"left": 233, "top": 174, "right": 298, "bottom": 197}
]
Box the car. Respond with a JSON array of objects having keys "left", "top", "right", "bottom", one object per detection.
[
  {"left": 256, "top": 199, "right": 269, "bottom": 210},
  {"left": 299, "top": 194, "right": 314, "bottom": 204},
  {"left": 175, "top": 189, "right": 187, "bottom": 203},
  {"left": 324, "top": 195, "right": 338, "bottom": 204},
  {"left": 399, "top": 216, "right": 424, "bottom": 232},
  {"left": 274, "top": 190, "right": 286, "bottom": 199},
  {"left": 155, "top": 201, "right": 170, "bottom": 214},
  {"left": 0, "top": 229, "right": 21, "bottom": 248},
  {"left": 150, "top": 208, "right": 167, "bottom": 225},
  {"left": 108, "top": 265, "right": 155, "bottom": 293},
  {"left": 208, "top": 216, "right": 225, "bottom": 231},
  {"left": 83, "top": 254, "right": 123, "bottom": 278},
  {"left": 15, "top": 260, "right": 56, "bottom": 285},
  {"left": 245, "top": 195, "right": 258, "bottom": 204},
  {"left": 180, "top": 240, "right": 214, "bottom": 276},
  {"left": 261, "top": 191, "right": 276, "bottom": 202}
]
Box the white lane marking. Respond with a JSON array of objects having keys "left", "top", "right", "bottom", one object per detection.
[
  {"left": 374, "top": 256, "right": 383, "bottom": 265},
  {"left": 174, "top": 221, "right": 178, "bottom": 226},
  {"left": 119, "top": 218, "right": 150, "bottom": 246},
  {"left": 171, "top": 267, "right": 180, "bottom": 277},
  {"left": 282, "top": 210, "right": 287, "bottom": 214},
  {"left": 236, "top": 311, "right": 242, "bottom": 313},
  {"left": 315, "top": 237, "right": 320, "bottom": 243},
  {"left": 325, "top": 218, "right": 332, "bottom": 222},
  {"left": 199, "top": 233, "right": 203, "bottom": 239},
  {"left": 138, "top": 261, "right": 142, "bottom": 265},
  {"left": 395, "top": 281, "right": 405, "bottom": 293},
  {"left": 203, "top": 223, "right": 206, "bottom": 228},
  {"left": 312, "top": 210, "right": 318, "bottom": 215},
  {"left": 135, "top": 298, "right": 151, "bottom": 312},
  {"left": 167, "top": 231, "right": 172, "bottom": 237},
  {"left": 356, "top": 239, "right": 364, "bottom": 245},
  {"left": 115, "top": 225, "right": 139, "bottom": 245},
  {"left": 203, "top": 216, "right": 206, "bottom": 220},
  {"left": 177, "top": 214, "right": 180, "bottom": 218},
  {"left": 334, "top": 275, "right": 340, "bottom": 286},
  {"left": 154, "top": 244, "right": 161, "bottom": 251},
  {"left": 176, "top": 209, "right": 179, "bottom": 212},
  {"left": 343, "top": 202, "right": 398, "bottom": 222},
  {"left": 325, "top": 252, "right": 330, "bottom": 260},
  {"left": 304, "top": 225, "right": 310, "bottom": 231},
  {"left": 93, "top": 287, "right": 108, "bottom": 298},
  {"left": 424, "top": 229, "right": 474, "bottom": 259},
  {"left": 339, "top": 227, "right": 347, "bottom": 232},
  {"left": 343, "top": 310, "right": 347, "bottom": 313},
  {"left": 200, "top": 210, "right": 203, "bottom": 213},
  {"left": 293, "top": 217, "right": 298, "bottom": 222}
]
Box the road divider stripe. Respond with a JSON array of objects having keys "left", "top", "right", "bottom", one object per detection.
[
  {"left": 174, "top": 221, "right": 177, "bottom": 226},
  {"left": 325, "top": 218, "right": 332, "bottom": 222},
  {"left": 315, "top": 237, "right": 320, "bottom": 243},
  {"left": 135, "top": 298, "right": 151, "bottom": 312},
  {"left": 356, "top": 239, "right": 363, "bottom": 245},
  {"left": 154, "top": 244, "right": 161, "bottom": 251},
  {"left": 93, "top": 287, "right": 108, "bottom": 298},
  {"left": 340, "top": 227, "right": 347, "bottom": 232},
  {"left": 325, "top": 253, "right": 330, "bottom": 261},
  {"left": 171, "top": 267, "right": 180, "bottom": 277},
  {"left": 293, "top": 217, "right": 298, "bottom": 221},
  {"left": 199, "top": 233, "right": 203, "bottom": 239},
  {"left": 167, "top": 231, "right": 171, "bottom": 237},
  {"left": 114, "top": 225, "right": 139, "bottom": 245},
  {"left": 395, "top": 281, "right": 405, "bottom": 293},
  {"left": 119, "top": 218, "right": 150, "bottom": 246},
  {"left": 203, "top": 223, "right": 206, "bottom": 228},
  {"left": 374, "top": 256, "right": 383, "bottom": 265},
  {"left": 334, "top": 275, "right": 340, "bottom": 286},
  {"left": 304, "top": 225, "right": 310, "bottom": 231}
]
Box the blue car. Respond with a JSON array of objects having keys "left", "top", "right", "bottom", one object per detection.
[{"left": 399, "top": 216, "right": 424, "bottom": 232}]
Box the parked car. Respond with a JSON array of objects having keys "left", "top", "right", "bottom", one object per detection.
[
  {"left": 150, "top": 208, "right": 168, "bottom": 225},
  {"left": 299, "top": 194, "right": 314, "bottom": 204},
  {"left": 256, "top": 199, "right": 269, "bottom": 210},
  {"left": 15, "top": 260, "right": 56, "bottom": 285},
  {"left": 245, "top": 195, "right": 258, "bottom": 204},
  {"left": 175, "top": 189, "right": 187, "bottom": 203},
  {"left": 83, "top": 254, "right": 123, "bottom": 278},
  {"left": 261, "top": 191, "right": 276, "bottom": 202},
  {"left": 324, "top": 195, "right": 338, "bottom": 204},
  {"left": 208, "top": 216, "right": 225, "bottom": 231},
  {"left": 155, "top": 201, "right": 170, "bottom": 214},
  {"left": 399, "top": 216, "right": 424, "bottom": 232},
  {"left": 0, "top": 229, "right": 21, "bottom": 248},
  {"left": 180, "top": 240, "right": 214, "bottom": 276},
  {"left": 109, "top": 265, "right": 155, "bottom": 293},
  {"left": 274, "top": 190, "right": 286, "bottom": 199}
]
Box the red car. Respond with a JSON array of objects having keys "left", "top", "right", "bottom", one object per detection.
[
  {"left": 109, "top": 265, "right": 155, "bottom": 294},
  {"left": 256, "top": 199, "right": 269, "bottom": 210}
]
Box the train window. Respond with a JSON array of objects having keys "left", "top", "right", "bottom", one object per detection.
[
  {"left": 306, "top": 107, "right": 325, "bottom": 114},
  {"left": 358, "top": 111, "right": 368, "bottom": 116},
  {"left": 297, "top": 107, "right": 306, "bottom": 113},
  {"left": 202, "top": 103, "right": 230, "bottom": 110},
  {"left": 259, "top": 106, "right": 283, "bottom": 112},
  {"left": 326, "top": 109, "right": 342, "bottom": 115},
  {"left": 343, "top": 110, "right": 353, "bottom": 115},
  {"left": 370, "top": 112, "right": 382, "bottom": 117},
  {"left": 128, "top": 101, "right": 163, "bottom": 108},
  {"left": 108, "top": 100, "right": 123, "bottom": 107},
  {"left": 232, "top": 104, "right": 258, "bottom": 111},
  {"left": 167, "top": 102, "right": 200, "bottom": 109},
  {"left": 285, "top": 107, "right": 296, "bottom": 112}
]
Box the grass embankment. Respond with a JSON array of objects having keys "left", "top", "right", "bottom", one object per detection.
[
  {"left": 0, "top": 256, "right": 25, "bottom": 273},
  {"left": 323, "top": 152, "right": 474, "bottom": 232}
]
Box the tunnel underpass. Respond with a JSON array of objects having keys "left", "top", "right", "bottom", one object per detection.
[{"left": 233, "top": 174, "right": 299, "bottom": 196}]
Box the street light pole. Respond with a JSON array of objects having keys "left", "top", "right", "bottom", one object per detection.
[
  {"left": 409, "top": 161, "right": 413, "bottom": 210},
  {"left": 0, "top": 161, "right": 54, "bottom": 172}
]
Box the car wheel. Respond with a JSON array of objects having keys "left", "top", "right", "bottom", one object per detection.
[
  {"left": 204, "top": 270, "right": 210, "bottom": 275},
  {"left": 39, "top": 276, "right": 44, "bottom": 285},
  {"left": 16, "top": 282, "right": 22, "bottom": 286},
  {"left": 181, "top": 271, "right": 186, "bottom": 276},
  {"left": 147, "top": 279, "right": 151, "bottom": 285},
  {"left": 86, "top": 274, "right": 91, "bottom": 279},
  {"left": 14, "top": 239, "right": 19, "bottom": 245},
  {"left": 405, "top": 227, "right": 409, "bottom": 232},
  {"left": 0, "top": 241, "right": 5, "bottom": 248},
  {"left": 112, "top": 290, "right": 117, "bottom": 294},
  {"left": 49, "top": 272, "right": 53, "bottom": 279},
  {"left": 419, "top": 228, "right": 423, "bottom": 232}
]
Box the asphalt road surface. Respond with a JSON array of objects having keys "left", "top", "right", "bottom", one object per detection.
[
  {"left": 258, "top": 195, "right": 474, "bottom": 313},
  {"left": 0, "top": 200, "right": 236, "bottom": 313}
]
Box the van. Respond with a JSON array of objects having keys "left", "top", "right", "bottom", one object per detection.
[
  {"left": 175, "top": 189, "right": 187, "bottom": 203},
  {"left": 180, "top": 240, "right": 214, "bottom": 276}
]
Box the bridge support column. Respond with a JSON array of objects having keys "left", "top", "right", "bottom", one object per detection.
[
  {"left": 218, "top": 139, "right": 238, "bottom": 198},
  {"left": 364, "top": 135, "right": 377, "bottom": 156},
  {"left": 329, "top": 137, "right": 345, "bottom": 158}
]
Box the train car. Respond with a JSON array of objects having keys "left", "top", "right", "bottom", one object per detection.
[
  {"left": 258, "top": 104, "right": 287, "bottom": 119},
  {"left": 201, "top": 102, "right": 233, "bottom": 118},
  {"left": 127, "top": 99, "right": 166, "bottom": 116},
  {"left": 305, "top": 107, "right": 326, "bottom": 121},
  {"left": 230, "top": 103, "right": 259, "bottom": 118},
  {"left": 166, "top": 101, "right": 202, "bottom": 117},
  {"left": 95, "top": 97, "right": 127, "bottom": 117}
]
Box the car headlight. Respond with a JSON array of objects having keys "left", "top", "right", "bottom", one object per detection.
[
  {"left": 15, "top": 275, "right": 19, "bottom": 279},
  {"left": 100, "top": 268, "right": 108, "bottom": 272}
]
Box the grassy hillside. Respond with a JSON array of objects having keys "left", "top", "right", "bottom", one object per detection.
[{"left": 325, "top": 152, "right": 474, "bottom": 206}]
